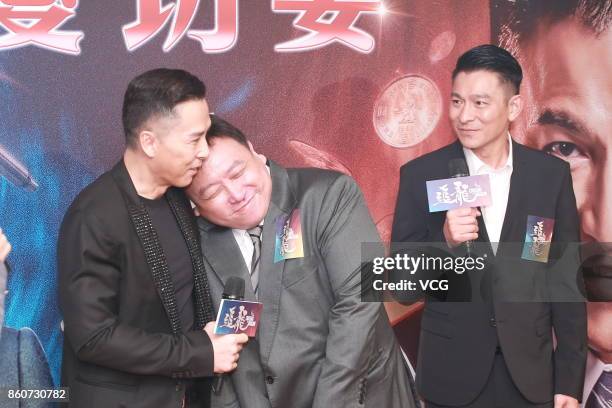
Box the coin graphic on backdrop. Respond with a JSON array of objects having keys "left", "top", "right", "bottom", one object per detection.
[
  {"left": 373, "top": 75, "right": 442, "bottom": 148},
  {"left": 429, "top": 31, "right": 456, "bottom": 63}
]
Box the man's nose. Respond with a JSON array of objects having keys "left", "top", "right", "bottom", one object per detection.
[
  {"left": 458, "top": 103, "right": 475, "bottom": 124},
  {"left": 196, "top": 138, "right": 209, "bottom": 159},
  {"left": 226, "top": 182, "right": 244, "bottom": 204}
]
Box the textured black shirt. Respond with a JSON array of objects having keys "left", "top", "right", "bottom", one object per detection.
[{"left": 142, "top": 195, "right": 195, "bottom": 332}]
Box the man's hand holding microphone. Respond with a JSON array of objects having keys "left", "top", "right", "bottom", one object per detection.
[
  {"left": 204, "top": 322, "right": 248, "bottom": 373},
  {"left": 204, "top": 277, "right": 255, "bottom": 394},
  {"left": 443, "top": 207, "right": 481, "bottom": 248}
]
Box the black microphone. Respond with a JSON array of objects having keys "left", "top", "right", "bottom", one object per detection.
[
  {"left": 448, "top": 159, "right": 474, "bottom": 255},
  {"left": 222, "top": 277, "right": 245, "bottom": 301},
  {"left": 448, "top": 158, "right": 469, "bottom": 179},
  {"left": 212, "top": 277, "right": 246, "bottom": 395}
]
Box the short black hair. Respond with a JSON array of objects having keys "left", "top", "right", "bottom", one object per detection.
[
  {"left": 122, "top": 68, "right": 206, "bottom": 147},
  {"left": 452, "top": 44, "right": 523, "bottom": 95},
  {"left": 206, "top": 115, "right": 250, "bottom": 148}
]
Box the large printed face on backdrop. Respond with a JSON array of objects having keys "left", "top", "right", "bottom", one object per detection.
[
  {"left": 449, "top": 70, "right": 520, "bottom": 153},
  {"left": 187, "top": 137, "right": 272, "bottom": 230},
  {"left": 144, "top": 99, "right": 211, "bottom": 188},
  {"left": 515, "top": 17, "right": 612, "bottom": 362}
]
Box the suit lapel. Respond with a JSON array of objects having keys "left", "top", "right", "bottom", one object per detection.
[
  {"left": 111, "top": 161, "right": 183, "bottom": 335},
  {"left": 257, "top": 161, "right": 296, "bottom": 365},
  {"left": 197, "top": 218, "right": 256, "bottom": 301},
  {"left": 499, "top": 140, "right": 526, "bottom": 244}
]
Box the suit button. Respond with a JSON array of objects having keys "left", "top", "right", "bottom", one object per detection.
[
  {"left": 489, "top": 318, "right": 497, "bottom": 327},
  {"left": 266, "top": 376, "right": 274, "bottom": 384}
]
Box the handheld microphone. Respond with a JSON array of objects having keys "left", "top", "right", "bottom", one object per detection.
[
  {"left": 448, "top": 158, "right": 474, "bottom": 255},
  {"left": 222, "top": 277, "right": 245, "bottom": 301},
  {"left": 212, "top": 277, "right": 246, "bottom": 394}
]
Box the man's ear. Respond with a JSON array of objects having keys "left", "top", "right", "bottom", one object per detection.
[
  {"left": 508, "top": 94, "right": 523, "bottom": 122},
  {"left": 139, "top": 130, "right": 158, "bottom": 158},
  {"left": 248, "top": 141, "right": 267, "bottom": 164}
]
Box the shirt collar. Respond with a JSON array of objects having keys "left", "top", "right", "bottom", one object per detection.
[{"left": 463, "top": 133, "right": 513, "bottom": 175}]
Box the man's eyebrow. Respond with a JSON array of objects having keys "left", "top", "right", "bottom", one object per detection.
[
  {"left": 226, "top": 160, "right": 244, "bottom": 174},
  {"left": 188, "top": 130, "right": 207, "bottom": 138},
  {"left": 450, "top": 93, "right": 490, "bottom": 100},
  {"left": 537, "top": 109, "right": 589, "bottom": 136},
  {"left": 197, "top": 160, "right": 244, "bottom": 196}
]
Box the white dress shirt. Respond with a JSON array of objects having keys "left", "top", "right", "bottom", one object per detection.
[
  {"left": 463, "top": 134, "right": 513, "bottom": 253},
  {"left": 232, "top": 227, "right": 261, "bottom": 273},
  {"left": 583, "top": 349, "right": 612, "bottom": 406}
]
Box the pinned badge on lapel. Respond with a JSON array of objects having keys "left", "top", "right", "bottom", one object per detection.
[
  {"left": 521, "top": 215, "right": 555, "bottom": 263},
  {"left": 274, "top": 209, "right": 304, "bottom": 263}
]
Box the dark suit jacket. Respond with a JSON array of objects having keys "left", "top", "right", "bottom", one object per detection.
[
  {"left": 0, "top": 327, "right": 54, "bottom": 408},
  {"left": 391, "top": 139, "right": 587, "bottom": 405},
  {"left": 199, "top": 162, "right": 417, "bottom": 408},
  {"left": 58, "top": 160, "right": 215, "bottom": 408}
]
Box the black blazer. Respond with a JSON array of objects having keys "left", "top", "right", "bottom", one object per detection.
[
  {"left": 391, "top": 139, "right": 587, "bottom": 405},
  {"left": 58, "top": 161, "right": 215, "bottom": 408}
]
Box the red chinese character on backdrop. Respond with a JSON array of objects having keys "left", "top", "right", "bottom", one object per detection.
[
  {"left": 123, "top": 0, "right": 238, "bottom": 53},
  {"left": 272, "top": 0, "right": 381, "bottom": 53},
  {"left": 0, "top": 0, "right": 83, "bottom": 55}
]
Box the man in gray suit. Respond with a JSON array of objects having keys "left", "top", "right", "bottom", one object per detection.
[
  {"left": 0, "top": 229, "right": 55, "bottom": 407},
  {"left": 186, "top": 116, "right": 416, "bottom": 408}
]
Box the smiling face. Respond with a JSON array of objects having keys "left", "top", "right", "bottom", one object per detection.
[
  {"left": 516, "top": 17, "right": 612, "bottom": 362},
  {"left": 450, "top": 70, "right": 521, "bottom": 155},
  {"left": 186, "top": 137, "right": 272, "bottom": 230},
  {"left": 147, "top": 99, "right": 211, "bottom": 188}
]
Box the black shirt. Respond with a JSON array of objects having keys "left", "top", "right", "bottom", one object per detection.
[{"left": 142, "top": 195, "right": 195, "bottom": 332}]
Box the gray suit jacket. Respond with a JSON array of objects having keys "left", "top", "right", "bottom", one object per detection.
[
  {"left": 0, "top": 327, "right": 55, "bottom": 408},
  {"left": 198, "top": 162, "right": 416, "bottom": 408}
]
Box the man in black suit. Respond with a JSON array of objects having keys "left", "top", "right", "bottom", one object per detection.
[
  {"left": 58, "top": 69, "right": 248, "bottom": 408},
  {"left": 391, "top": 45, "right": 587, "bottom": 408}
]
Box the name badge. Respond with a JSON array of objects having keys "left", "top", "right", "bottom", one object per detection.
[
  {"left": 274, "top": 209, "right": 304, "bottom": 263},
  {"left": 521, "top": 215, "right": 555, "bottom": 263}
]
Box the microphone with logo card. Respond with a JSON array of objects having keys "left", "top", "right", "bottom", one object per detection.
[
  {"left": 212, "top": 277, "right": 263, "bottom": 394},
  {"left": 426, "top": 159, "right": 492, "bottom": 255},
  {"left": 426, "top": 160, "right": 492, "bottom": 213},
  {"left": 214, "top": 277, "right": 263, "bottom": 337}
]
